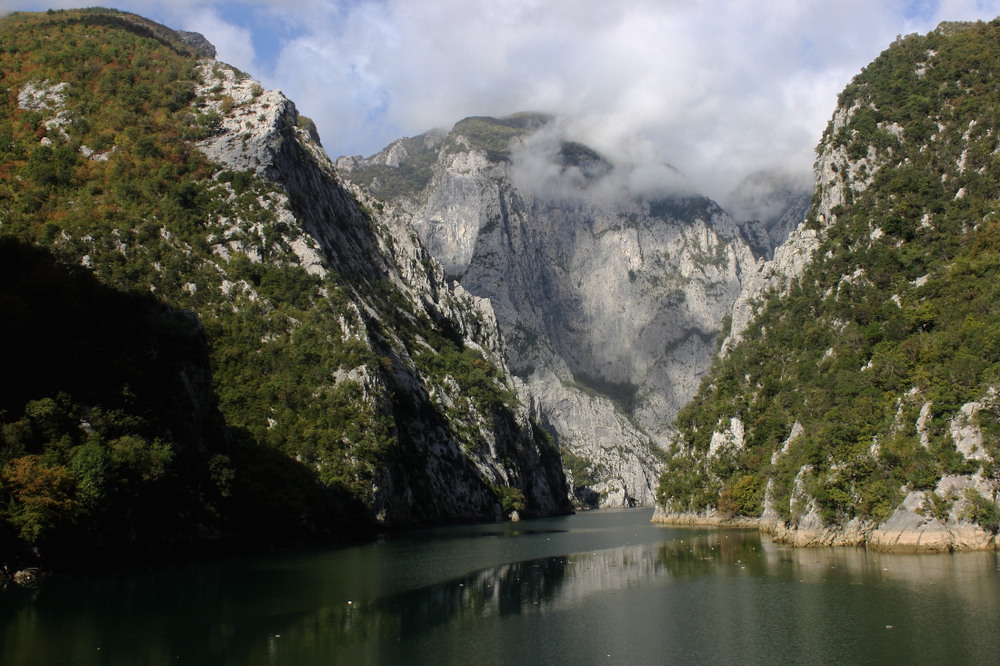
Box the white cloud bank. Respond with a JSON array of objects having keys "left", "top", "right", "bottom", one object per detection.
[{"left": 4, "top": 0, "right": 1000, "bottom": 199}]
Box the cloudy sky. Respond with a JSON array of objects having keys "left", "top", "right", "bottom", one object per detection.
[{"left": 4, "top": 1, "right": 1000, "bottom": 199}]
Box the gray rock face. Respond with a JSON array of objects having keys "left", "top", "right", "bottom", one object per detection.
[
  {"left": 723, "top": 170, "right": 812, "bottom": 258},
  {"left": 193, "top": 64, "right": 571, "bottom": 523},
  {"left": 721, "top": 224, "right": 822, "bottom": 354},
  {"left": 340, "top": 118, "right": 771, "bottom": 507},
  {"left": 174, "top": 31, "right": 216, "bottom": 59},
  {"left": 720, "top": 145, "right": 845, "bottom": 354}
]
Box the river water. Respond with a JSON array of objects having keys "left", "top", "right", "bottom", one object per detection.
[{"left": 3, "top": 508, "right": 1000, "bottom": 665}]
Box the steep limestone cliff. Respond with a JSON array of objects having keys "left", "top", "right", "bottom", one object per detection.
[
  {"left": 188, "top": 59, "right": 575, "bottom": 524},
  {"left": 723, "top": 170, "right": 812, "bottom": 259},
  {"left": 0, "top": 9, "right": 571, "bottom": 565},
  {"left": 339, "top": 117, "right": 778, "bottom": 507}
]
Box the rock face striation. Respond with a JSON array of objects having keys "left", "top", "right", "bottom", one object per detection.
[
  {"left": 188, "top": 65, "right": 573, "bottom": 524},
  {"left": 339, "top": 117, "right": 806, "bottom": 507},
  {"left": 654, "top": 20, "right": 1000, "bottom": 551},
  {"left": 720, "top": 171, "right": 816, "bottom": 354}
]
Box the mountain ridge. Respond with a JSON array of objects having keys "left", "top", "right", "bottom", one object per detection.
[
  {"left": 0, "top": 8, "right": 571, "bottom": 568},
  {"left": 654, "top": 18, "right": 1000, "bottom": 552}
]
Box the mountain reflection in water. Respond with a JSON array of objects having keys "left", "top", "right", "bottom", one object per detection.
[{"left": 3, "top": 509, "right": 1000, "bottom": 665}]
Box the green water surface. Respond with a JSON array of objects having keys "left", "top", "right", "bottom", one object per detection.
[{"left": 3, "top": 508, "right": 999, "bottom": 665}]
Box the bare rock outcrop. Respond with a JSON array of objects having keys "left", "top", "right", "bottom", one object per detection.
[
  {"left": 191, "top": 62, "right": 571, "bottom": 523},
  {"left": 340, "top": 118, "right": 777, "bottom": 507}
]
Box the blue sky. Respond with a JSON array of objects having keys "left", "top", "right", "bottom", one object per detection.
[{"left": 3, "top": 1, "right": 1000, "bottom": 198}]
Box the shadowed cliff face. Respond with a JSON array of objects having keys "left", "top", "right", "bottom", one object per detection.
[
  {"left": 0, "top": 9, "right": 573, "bottom": 565},
  {"left": 184, "top": 64, "right": 576, "bottom": 525},
  {"left": 338, "top": 117, "right": 807, "bottom": 507}
]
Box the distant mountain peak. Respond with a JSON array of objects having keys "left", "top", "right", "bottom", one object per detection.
[{"left": 339, "top": 113, "right": 761, "bottom": 508}]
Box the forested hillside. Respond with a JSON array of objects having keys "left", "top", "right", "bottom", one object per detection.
[
  {"left": 0, "top": 8, "right": 569, "bottom": 569},
  {"left": 656, "top": 19, "right": 1000, "bottom": 550}
]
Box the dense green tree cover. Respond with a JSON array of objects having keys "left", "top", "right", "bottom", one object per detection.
[
  {"left": 448, "top": 113, "right": 552, "bottom": 159},
  {"left": 0, "top": 238, "right": 362, "bottom": 563},
  {"left": 0, "top": 9, "right": 561, "bottom": 567},
  {"left": 658, "top": 19, "right": 1000, "bottom": 529}
]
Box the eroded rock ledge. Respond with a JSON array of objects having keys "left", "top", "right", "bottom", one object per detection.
[{"left": 652, "top": 506, "right": 999, "bottom": 553}]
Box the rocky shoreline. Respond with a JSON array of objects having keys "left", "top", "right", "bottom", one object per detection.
[{"left": 652, "top": 505, "right": 1000, "bottom": 553}]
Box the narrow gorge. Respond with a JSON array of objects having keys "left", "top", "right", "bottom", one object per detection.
[
  {"left": 4, "top": 8, "right": 998, "bottom": 567},
  {"left": 339, "top": 118, "right": 809, "bottom": 507}
]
